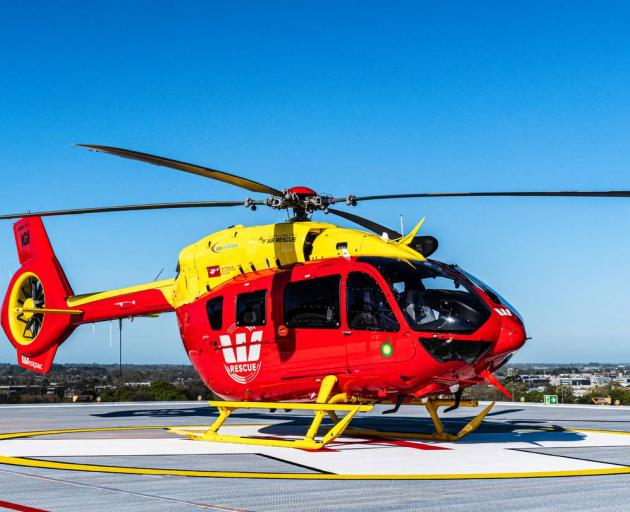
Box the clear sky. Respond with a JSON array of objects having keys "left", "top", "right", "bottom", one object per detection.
[{"left": 1, "top": 1, "right": 630, "bottom": 364}]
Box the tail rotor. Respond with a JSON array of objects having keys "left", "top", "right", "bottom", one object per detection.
[{"left": 13, "top": 273, "right": 46, "bottom": 341}]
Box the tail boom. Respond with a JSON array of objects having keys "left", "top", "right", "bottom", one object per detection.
[{"left": 66, "top": 279, "right": 175, "bottom": 323}]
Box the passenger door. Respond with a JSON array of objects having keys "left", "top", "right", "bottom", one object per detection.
[
  {"left": 344, "top": 270, "right": 412, "bottom": 367},
  {"left": 278, "top": 273, "right": 348, "bottom": 376}
]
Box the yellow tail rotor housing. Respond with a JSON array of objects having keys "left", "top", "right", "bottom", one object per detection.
[{"left": 8, "top": 272, "right": 46, "bottom": 346}]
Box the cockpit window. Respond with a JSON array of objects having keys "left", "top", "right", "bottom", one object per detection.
[
  {"left": 358, "top": 257, "right": 490, "bottom": 334},
  {"left": 452, "top": 265, "right": 524, "bottom": 324}
]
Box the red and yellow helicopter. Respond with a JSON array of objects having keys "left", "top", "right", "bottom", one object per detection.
[{"left": 2, "top": 145, "right": 629, "bottom": 449}]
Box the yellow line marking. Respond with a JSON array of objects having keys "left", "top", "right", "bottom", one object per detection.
[
  {"left": 561, "top": 427, "right": 630, "bottom": 436},
  {"left": 0, "top": 426, "right": 166, "bottom": 441},
  {"left": 0, "top": 425, "right": 629, "bottom": 480}
]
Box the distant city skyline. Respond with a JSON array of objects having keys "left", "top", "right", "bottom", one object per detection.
[{"left": 2, "top": 2, "right": 630, "bottom": 363}]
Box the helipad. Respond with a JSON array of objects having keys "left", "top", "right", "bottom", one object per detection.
[{"left": 0, "top": 401, "right": 629, "bottom": 511}]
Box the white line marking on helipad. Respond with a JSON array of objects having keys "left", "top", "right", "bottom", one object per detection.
[{"left": 1, "top": 425, "right": 629, "bottom": 477}]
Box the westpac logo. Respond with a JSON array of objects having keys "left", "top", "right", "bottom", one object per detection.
[
  {"left": 494, "top": 308, "right": 513, "bottom": 317},
  {"left": 21, "top": 355, "right": 43, "bottom": 371},
  {"left": 219, "top": 324, "right": 263, "bottom": 384}
]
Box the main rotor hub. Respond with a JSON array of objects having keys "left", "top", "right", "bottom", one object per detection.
[
  {"left": 287, "top": 186, "right": 317, "bottom": 197},
  {"left": 264, "top": 186, "right": 336, "bottom": 220}
]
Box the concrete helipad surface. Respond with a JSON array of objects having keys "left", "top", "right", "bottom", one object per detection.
[{"left": 0, "top": 401, "right": 629, "bottom": 511}]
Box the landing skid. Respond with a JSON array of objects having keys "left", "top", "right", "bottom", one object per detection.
[
  {"left": 172, "top": 376, "right": 494, "bottom": 449},
  {"left": 334, "top": 399, "right": 495, "bottom": 442}
]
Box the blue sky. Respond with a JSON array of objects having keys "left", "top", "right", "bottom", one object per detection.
[{"left": 1, "top": 1, "right": 630, "bottom": 364}]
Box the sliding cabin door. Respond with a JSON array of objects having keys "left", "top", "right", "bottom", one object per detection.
[{"left": 276, "top": 271, "right": 348, "bottom": 377}]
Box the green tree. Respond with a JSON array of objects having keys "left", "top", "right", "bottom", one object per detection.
[
  {"left": 524, "top": 390, "right": 544, "bottom": 403},
  {"left": 146, "top": 381, "right": 187, "bottom": 401},
  {"left": 506, "top": 381, "right": 528, "bottom": 402}
]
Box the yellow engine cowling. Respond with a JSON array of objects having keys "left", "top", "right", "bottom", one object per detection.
[{"left": 172, "top": 221, "right": 425, "bottom": 307}]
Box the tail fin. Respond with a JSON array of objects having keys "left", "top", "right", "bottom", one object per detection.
[
  {"left": 1, "top": 217, "right": 75, "bottom": 372},
  {"left": 1, "top": 217, "right": 175, "bottom": 373}
]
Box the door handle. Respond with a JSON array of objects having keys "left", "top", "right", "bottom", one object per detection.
[{"left": 342, "top": 330, "right": 352, "bottom": 336}]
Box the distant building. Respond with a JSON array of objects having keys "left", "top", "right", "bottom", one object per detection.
[
  {"left": 520, "top": 374, "right": 550, "bottom": 388},
  {"left": 614, "top": 376, "right": 630, "bottom": 387}
]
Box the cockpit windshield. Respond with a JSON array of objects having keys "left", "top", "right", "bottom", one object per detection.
[
  {"left": 358, "top": 257, "right": 490, "bottom": 334},
  {"left": 452, "top": 265, "right": 524, "bottom": 324}
]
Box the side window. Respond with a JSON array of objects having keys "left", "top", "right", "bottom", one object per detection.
[
  {"left": 346, "top": 272, "right": 399, "bottom": 332},
  {"left": 206, "top": 296, "right": 223, "bottom": 330},
  {"left": 284, "top": 275, "right": 341, "bottom": 329},
  {"left": 236, "top": 290, "right": 267, "bottom": 326}
]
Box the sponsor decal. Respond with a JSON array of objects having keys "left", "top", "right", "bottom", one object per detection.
[
  {"left": 211, "top": 242, "right": 238, "bottom": 253},
  {"left": 20, "top": 231, "right": 30, "bottom": 247},
  {"left": 257, "top": 235, "right": 297, "bottom": 244},
  {"left": 219, "top": 324, "right": 263, "bottom": 384},
  {"left": 494, "top": 308, "right": 513, "bottom": 317},
  {"left": 207, "top": 265, "right": 221, "bottom": 278},
  {"left": 21, "top": 355, "right": 43, "bottom": 371},
  {"left": 114, "top": 300, "right": 136, "bottom": 309}
]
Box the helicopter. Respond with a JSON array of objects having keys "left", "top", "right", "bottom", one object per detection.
[{"left": 2, "top": 144, "right": 629, "bottom": 449}]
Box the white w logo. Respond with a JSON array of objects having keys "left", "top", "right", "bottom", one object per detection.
[
  {"left": 219, "top": 330, "right": 263, "bottom": 364},
  {"left": 495, "top": 308, "right": 512, "bottom": 317}
]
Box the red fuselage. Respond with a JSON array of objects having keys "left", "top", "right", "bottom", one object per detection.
[{"left": 176, "top": 256, "right": 526, "bottom": 402}]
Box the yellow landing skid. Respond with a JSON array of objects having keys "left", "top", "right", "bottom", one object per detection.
[
  {"left": 334, "top": 399, "right": 495, "bottom": 442},
  {"left": 171, "top": 376, "right": 372, "bottom": 450},
  {"left": 172, "top": 376, "right": 494, "bottom": 449}
]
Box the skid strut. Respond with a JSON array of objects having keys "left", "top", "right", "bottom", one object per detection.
[
  {"left": 172, "top": 376, "right": 372, "bottom": 449},
  {"left": 172, "top": 376, "right": 494, "bottom": 449},
  {"left": 337, "top": 399, "right": 495, "bottom": 442}
]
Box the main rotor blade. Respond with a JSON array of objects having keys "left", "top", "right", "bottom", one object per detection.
[
  {"left": 351, "top": 191, "right": 630, "bottom": 202},
  {"left": 0, "top": 201, "right": 251, "bottom": 220},
  {"left": 76, "top": 144, "right": 284, "bottom": 196},
  {"left": 327, "top": 208, "right": 400, "bottom": 239}
]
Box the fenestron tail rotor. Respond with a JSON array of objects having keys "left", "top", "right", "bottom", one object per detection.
[{"left": 11, "top": 273, "right": 46, "bottom": 342}]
